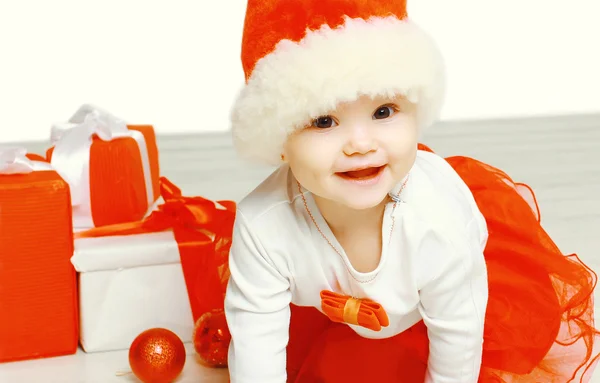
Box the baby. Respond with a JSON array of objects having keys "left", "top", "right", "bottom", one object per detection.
[{"left": 217, "top": 1, "right": 599, "bottom": 382}]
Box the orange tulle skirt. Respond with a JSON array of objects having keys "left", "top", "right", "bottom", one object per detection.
[{"left": 283, "top": 145, "right": 600, "bottom": 383}]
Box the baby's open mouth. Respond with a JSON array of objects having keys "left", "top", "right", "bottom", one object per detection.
[{"left": 337, "top": 166, "right": 385, "bottom": 180}]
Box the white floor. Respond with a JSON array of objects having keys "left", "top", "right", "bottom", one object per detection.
[
  {"left": 0, "top": 344, "right": 228, "bottom": 383},
  {"left": 1, "top": 113, "right": 599, "bottom": 382}
]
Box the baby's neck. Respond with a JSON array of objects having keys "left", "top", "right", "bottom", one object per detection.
[{"left": 313, "top": 195, "right": 388, "bottom": 237}]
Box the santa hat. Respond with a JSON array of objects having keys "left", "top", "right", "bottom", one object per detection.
[{"left": 230, "top": 0, "right": 445, "bottom": 166}]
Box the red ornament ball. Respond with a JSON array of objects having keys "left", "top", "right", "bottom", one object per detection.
[
  {"left": 128, "top": 328, "right": 186, "bottom": 383},
  {"left": 193, "top": 310, "right": 231, "bottom": 367}
]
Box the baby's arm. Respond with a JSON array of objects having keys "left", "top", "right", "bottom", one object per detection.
[
  {"left": 418, "top": 218, "right": 488, "bottom": 383},
  {"left": 225, "top": 210, "right": 291, "bottom": 383}
]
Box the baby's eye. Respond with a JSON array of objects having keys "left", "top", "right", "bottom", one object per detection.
[
  {"left": 312, "top": 116, "right": 337, "bottom": 129},
  {"left": 373, "top": 105, "right": 397, "bottom": 120}
]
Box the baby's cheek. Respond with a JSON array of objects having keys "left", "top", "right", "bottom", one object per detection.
[
  {"left": 289, "top": 152, "right": 330, "bottom": 180},
  {"left": 389, "top": 133, "right": 417, "bottom": 158},
  {"left": 388, "top": 142, "right": 417, "bottom": 173}
]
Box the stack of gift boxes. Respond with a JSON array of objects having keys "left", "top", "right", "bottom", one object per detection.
[{"left": 0, "top": 105, "right": 235, "bottom": 362}]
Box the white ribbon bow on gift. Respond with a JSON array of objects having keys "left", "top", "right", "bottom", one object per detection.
[
  {"left": 0, "top": 147, "right": 53, "bottom": 174},
  {"left": 50, "top": 104, "right": 116, "bottom": 145},
  {"left": 50, "top": 108, "right": 154, "bottom": 229}
]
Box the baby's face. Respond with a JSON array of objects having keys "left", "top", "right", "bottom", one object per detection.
[{"left": 283, "top": 94, "right": 418, "bottom": 211}]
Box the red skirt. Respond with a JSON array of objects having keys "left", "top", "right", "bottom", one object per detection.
[{"left": 283, "top": 145, "right": 600, "bottom": 382}]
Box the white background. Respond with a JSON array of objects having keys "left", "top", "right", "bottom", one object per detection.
[{"left": 1, "top": 0, "right": 599, "bottom": 143}]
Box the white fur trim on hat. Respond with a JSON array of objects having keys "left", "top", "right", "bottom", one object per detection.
[{"left": 230, "top": 16, "right": 446, "bottom": 166}]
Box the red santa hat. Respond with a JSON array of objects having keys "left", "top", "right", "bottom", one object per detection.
[{"left": 230, "top": 0, "right": 445, "bottom": 165}]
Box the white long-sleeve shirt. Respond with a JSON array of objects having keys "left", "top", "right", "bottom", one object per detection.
[{"left": 225, "top": 149, "right": 489, "bottom": 383}]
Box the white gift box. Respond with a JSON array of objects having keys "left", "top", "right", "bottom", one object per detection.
[{"left": 71, "top": 230, "right": 195, "bottom": 353}]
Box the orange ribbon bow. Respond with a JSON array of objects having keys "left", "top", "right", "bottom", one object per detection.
[
  {"left": 320, "top": 290, "right": 389, "bottom": 332},
  {"left": 76, "top": 177, "right": 236, "bottom": 322}
]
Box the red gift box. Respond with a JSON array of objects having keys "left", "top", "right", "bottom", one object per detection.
[
  {"left": 47, "top": 110, "right": 160, "bottom": 229},
  {"left": 0, "top": 148, "right": 78, "bottom": 362}
]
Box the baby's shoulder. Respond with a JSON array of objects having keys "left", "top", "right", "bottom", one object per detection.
[
  {"left": 411, "top": 150, "right": 485, "bottom": 234},
  {"left": 414, "top": 149, "right": 472, "bottom": 194},
  {"left": 236, "top": 164, "right": 301, "bottom": 230}
]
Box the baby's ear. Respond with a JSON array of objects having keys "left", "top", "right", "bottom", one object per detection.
[{"left": 281, "top": 142, "right": 291, "bottom": 163}]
